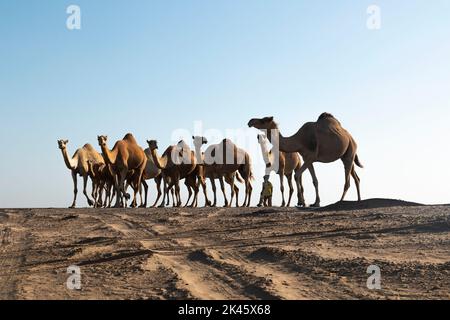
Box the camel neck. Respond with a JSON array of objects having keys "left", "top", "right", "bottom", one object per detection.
[
  {"left": 61, "top": 148, "right": 76, "bottom": 170},
  {"left": 258, "top": 141, "right": 272, "bottom": 166},
  {"left": 270, "top": 128, "right": 302, "bottom": 153},
  {"left": 151, "top": 149, "right": 168, "bottom": 170},
  {"left": 101, "top": 145, "right": 117, "bottom": 165}
]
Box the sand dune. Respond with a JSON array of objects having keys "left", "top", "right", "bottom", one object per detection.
[{"left": 0, "top": 200, "right": 449, "bottom": 300}]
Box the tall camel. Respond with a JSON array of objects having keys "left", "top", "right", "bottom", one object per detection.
[
  {"left": 192, "top": 137, "right": 253, "bottom": 207},
  {"left": 97, "top": 134, "right": 147, "bottom": 208},
  {"left": 256, "top": 133, "right": 304, "bottom": 207},
  {"left": 57, "top": 140, "right": 104, "bottom": 208},
  {"left": 147, "top": 140, "right": 206, "bottom": 207},
  {"left": 248, "top": 113, "right": 363, "bottom": 205},
  {"left": 192, "top": 136, "right": 243, "bottom": 207},
  {"left": 125, "top": 147, "right": 163, "bottom": 208}
]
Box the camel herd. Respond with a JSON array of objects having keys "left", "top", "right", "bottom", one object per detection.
[{"left": 58, "top": 113, "right": 363, "bottom": 209}]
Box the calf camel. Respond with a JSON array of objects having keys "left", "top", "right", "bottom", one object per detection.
[
  {"left": 193, "top": 137, "right": 253, "bottom": 207},
  {"left": 248, "top": 113, "right": 363, "bottom": 206},
  {"left": 256, "top": 133, "right": 304, "bottom": 207},
  {"left": 57, "top": 140, "right": 104, "bottom": 208},
  {"left": 97, "top": 134, "right": 147, "bottom": 208},
  {"left": 87, "top": 160, "right": 115, "bottom": 208}
]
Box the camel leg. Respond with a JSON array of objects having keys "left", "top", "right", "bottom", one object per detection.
[
  {"left": 107, "top": 183, "right": 114, "bottom": 207},
  {"left": 140, "top": 180, "right": 148, "bottom": 208},
  {"left": 129, "top": 179, "right": 138, "bottom": 208},
  {"left": 242, "top": 183, "right": 248, "bottom": 207},
  {"left": 91, "top": 180, "right": 97, "bottom": 207},
  {"left": 112, "top": 173, "right": 121, "bottom": 208},
  {"left": 164, "top": 181, "right": 176, "bottom": 207},
  {"left": 152, "top": 176, "right": 163, "bottom": 207},
  {"left": 245, "top": 181, "right": 253, "bottom": 207},
  {"left": 219, "top": 177, "right": 229, "bottom": 207},
  {"left": 82, "top": 175, "right": 94, "bottom": 207},
  {"left": 184, "top": 182, "right": 193, "bottom": 207},
  {"left": 293, "top": 160, "right": 314, "bottom": 207},
  {"left": 234, "top": 184, "right": 240, "bottom": 207},
  {"left": 198, "top": 176, "right": 211, "bottom": 207},
  {"left": 294, "top": 170, "right": 305, "bottom": 207},
  {"left": 103, "top": 182, "right": 110, "bottom": 208},
  {"left": 115, "top": 169, "right": 128, "bottom": 208},
  {"left": 340, "top": 158, "right": 353, "bottom": 202},
  {"left": 191, "top": 179, "right": 199, "bottom": 208},
  {"left": 70, "top": 171, "right": 78, "bottom": 208},
  {"left": 209, "top": 178, "right": 217, "bottom": 207},
  {"left": 159, "top": 179, "right": 167, "bottom": 208},
  {"left": 185, "top": 175, "right": 198, "bottom": 207},
  {"left": 279, "top": 173, "right": 286, "bottom": 207},
  {"left": 124, "top": 181, "right": 131, "bottom": 205},
  {"left": 351, "top": 166, "right": 361, "bottom": 201},
  {"left": 286, "top": 172, "right": 294, "bottom": 207},
  {"left": 174, "top": 174, "right": 181, "bottom": 207},
  {"left": 200, "top": 177, "right": 210, "bottom": 207},
  {"left": 302, "top": 163, "right": 320, "bottom": 207},
  {"left": 132, "top": 169, "right": 144, "bottom": 208},
  {"left": 97, "top": 181, "right": 105, "bottom": 208},
  {"left": 228, "top": 174, "right": 239, "bottom": 208},
  {"left": 168, "top": 187, "right": 176, "bottom": 206}
]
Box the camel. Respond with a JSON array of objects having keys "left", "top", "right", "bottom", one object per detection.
[
  {"left": 139, "top": 147, "right": 164, "bottom": 208},
  {"left": 192, "top": 136, "right": 253, "bottom": 207},
  {"left": 57, "top": 140, "right": 104, "bottom": 208},
  {"left": 147, "top": 140, "right": 208, "bottom": 207},
  {"left": 192, "top": 136, "right": 243, "bottom": 207},
  {"left": 256, "top": 133, "right": 304, "bottom": 207},
  {"left": 97, "top": 134, "right": 147, "bottom": 208},
  {"left": 125, "top": 147, "right": 163, "bottom": 208},
  {"left": 248, "top": 113, "right": 363, "bottom": 206}
]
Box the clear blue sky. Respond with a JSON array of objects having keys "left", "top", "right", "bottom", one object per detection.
[{"left": 1, "top": 0, "right": 449, "bottom": 207}]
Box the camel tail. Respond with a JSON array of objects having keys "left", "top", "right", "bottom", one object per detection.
[{"left": 354, "top": 154, "right": 364, "bottom": 168}]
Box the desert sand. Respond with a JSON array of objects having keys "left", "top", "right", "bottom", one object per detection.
[{"left": 0, "top": 199, "right": 449, "bottom": 300}]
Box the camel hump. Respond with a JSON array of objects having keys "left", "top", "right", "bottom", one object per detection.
[
  {"left": 221, "top": 138, "right": 236, "bottom": 149},
  {"left": 318, "top": 112, "right": 335, "bottom": 121},
  {"left": 162, "top": 146, "right": 174, "bottom": 158},
  {"left": 123, "top": 133, "right": 137, "bottom": 143},
  {"left": 317, "top": 112, "right": 342, "bottom": 128},
  {"left": 83, "top": 143, "right": 95, "bottom": 151}
]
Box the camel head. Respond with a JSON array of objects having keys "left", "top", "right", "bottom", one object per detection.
[
  {"left": 192, "top": 136, "right": 208, "bottom": 147},
  {"left": 97, "top": 135, "right": 108, "bottom": 148},
  {"left": 57, "top": 139, "right": 69, "bottom": 150},
  {"left": 147, "top": 140, "right": 158, "bottom": 151},
  {"left": 248, "top": 117, "right": 277, "bottom": 131}
]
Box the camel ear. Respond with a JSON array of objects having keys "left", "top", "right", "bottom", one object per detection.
[
  {"left": 263, "top": 117, "right": 274, "bottom": 123},
  {"left": 64, "top": 140, "right": 69, "bottom": 144}
]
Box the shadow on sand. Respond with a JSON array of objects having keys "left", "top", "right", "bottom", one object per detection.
[{"left": 296, "top": 198, "right": 425, "bottom": 212}]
